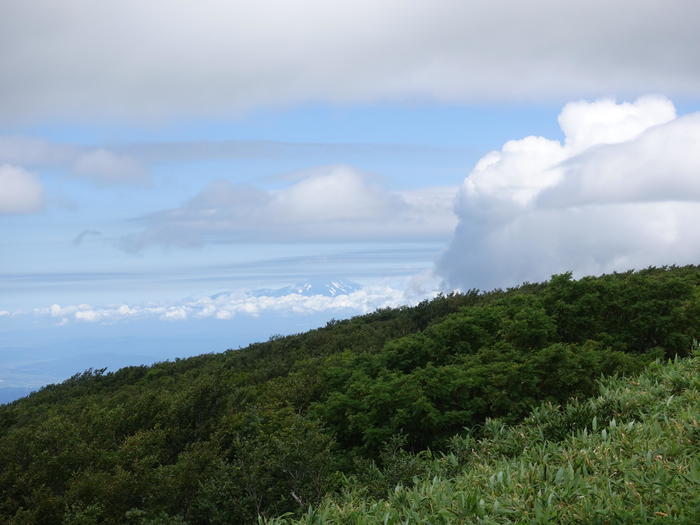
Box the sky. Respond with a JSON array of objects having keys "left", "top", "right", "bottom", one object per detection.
[{"left": 2, "top": 0, "right": 700, "bottom": 400}]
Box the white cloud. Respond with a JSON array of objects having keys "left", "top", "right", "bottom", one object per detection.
[
  {"left": 120, "top": 165, "right": 457, "bottom": 250},
  {"left": 0, "top": 164, "right": 44, "bottom": 214},
  {"left": 1, "top": 1, "right": 698, "bottom": 121},
  {"left": 558, "top": 96, "right": 677, "bottom": 152},
  {"left": 0, "top": 136, "right": 148, "bottom": 184},
  {"left": 31, "top": 281, "right": 434, "bottom": 325},
  {"left": 161, "top": 307, "right": 188, "bottom": 321},
  {"left": 0, "top": 136, "right": 148, "bottom": 185},
  {"left": 438, "top": 96, "right": 700, "bottom": 290},
  {"left": 74, "top": 310, "right": 102, "bottom": 322},
  {"left": 72, "top": 149, "right": 147, "bottom": 184}
]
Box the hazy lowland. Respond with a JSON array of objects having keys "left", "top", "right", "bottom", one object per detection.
[{"left": 2, "top": 265, "right": 699, "bottom": 523}]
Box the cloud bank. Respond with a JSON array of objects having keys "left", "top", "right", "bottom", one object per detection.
[
  {"left": 438, "top": 96, "right": 700, "bottom": 290},
  {"left": 120, "top": 166, "right": 456, "bottom": 250},
  {"left": 0, "top": 164, "right": 44, "bottom": 214},
  {"left": 32, "top": 283, "right": 428, "bottom": 325},
  {"left": 1, "top": 1, "right": 698, "bottom": 121}
]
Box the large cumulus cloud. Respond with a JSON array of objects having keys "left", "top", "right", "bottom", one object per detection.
[
  {"left": 438, "top": 96, "right": 700, "bottom": 290},
  {"left": 1, "top": 1, "right": 699, "bottom": 121}
]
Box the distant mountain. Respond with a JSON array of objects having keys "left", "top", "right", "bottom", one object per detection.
[{"left": 251, "top": 279, "right": 361, "bottom": 298}]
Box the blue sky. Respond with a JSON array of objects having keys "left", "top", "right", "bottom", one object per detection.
[{"left": 2, "top": 1, "right": 700, "bottom": 399}]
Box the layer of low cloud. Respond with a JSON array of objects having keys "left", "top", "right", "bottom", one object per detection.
[
  {"left": 31, "top": 282, "right": 433, "bottom": 325},
  {"left": 1, "top": 1, "right": 698, "bottom": 121},
  {"left": 0, "top": 164, "right": 44, "bottom": 214},
  {"left": 0, "top": 135, "right": 453, "bottom": 187},
  {"left": 120, "top": 165, "right": 457, "bottom": 250},
  {"left": 120, "top": 140, "right": 450, "bottom": 165},
  {"left": 438, "top": 95, "right": 700, "bottom": 290},
  {"left": 0, "top": 137, "right": 147, "bottom": 185},
  {"left": 71, "top": 149, "right": 146, "bottom": 184}
]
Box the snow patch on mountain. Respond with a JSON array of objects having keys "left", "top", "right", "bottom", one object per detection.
[{"left": 252, "top": 279, "right": 361, "bottom": 298}]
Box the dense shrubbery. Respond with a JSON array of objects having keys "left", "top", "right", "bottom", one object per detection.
[
  {"left": 270, "top": 355, "right": 700, "bottom": 524},
  {"left": 1, "top": 266, "right": 699, "bottom": 524}
]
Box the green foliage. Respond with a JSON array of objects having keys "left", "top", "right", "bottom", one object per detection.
[
  {"left": 193, "top": 407, "right": 338, "bottom": 523},
  {"left": 268, "top": 355, "right": 700, "bottom": 524},
  {"left": 1, "top": 265, "right": 699, "bottom": 523}
]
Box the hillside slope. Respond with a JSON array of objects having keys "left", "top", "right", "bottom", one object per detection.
[{"left": 1, "top": 265, "right": 699, "bottom": 524}]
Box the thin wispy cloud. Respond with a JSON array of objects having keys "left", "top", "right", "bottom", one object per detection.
[
  {"left": 118, "top": 140, "right": 456, "bottom": 164},
  {"left": 0, "top": 136, "right": 148, "bottom": 185},
  {"left": 72, "top": 229, "right": 102, "bottom": 246},
  {"left": 0, "top": 135, "right": 464, "bottom": 195}
]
